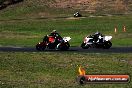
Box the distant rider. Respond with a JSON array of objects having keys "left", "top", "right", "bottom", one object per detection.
[{"left": 74, "top": 12, "right": 82, "bottom": 17}]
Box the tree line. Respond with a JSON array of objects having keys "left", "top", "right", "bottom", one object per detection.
[{"left": 0, "top": 0, "right": 23, "bottom": 10}]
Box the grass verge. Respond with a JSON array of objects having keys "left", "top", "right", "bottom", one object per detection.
[
  {"left": 0, "top": 52, "right": 132, "bottom": 88},
  {"left": 0, "top": 15, "right": 132, "bottom": 47}
]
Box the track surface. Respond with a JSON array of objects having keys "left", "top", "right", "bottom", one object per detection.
[{"left": 0, "top": 46, "right": 132, "bottom": 53}]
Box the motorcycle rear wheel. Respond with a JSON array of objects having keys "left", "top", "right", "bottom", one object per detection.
[
  {"left": 36, "top": 44, "right": 46, "bottom": 51},
  {"left": 36, "top": 45, "right": 41, "bottom": 51},
  {"left": 81, "top": 43, "right": 89, "bottom": 49}
]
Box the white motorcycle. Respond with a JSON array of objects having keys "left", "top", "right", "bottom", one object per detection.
[{"left": 81, "top": 35, "right": 112, "bottom": 49}]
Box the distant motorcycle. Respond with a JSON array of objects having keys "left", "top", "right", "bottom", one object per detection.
[
  {"left": 81, "top": 35, "right": 112, "bottom": 49},
  {"left": 74, "top": 12, "right": 82, "bottom": 17},
  {"left": 36, "top": 35, "right": 71, "bottom": 51}
]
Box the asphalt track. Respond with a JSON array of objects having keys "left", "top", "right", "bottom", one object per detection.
[{"left": 0, "top": 46, "right": 132, "bottom": 53}]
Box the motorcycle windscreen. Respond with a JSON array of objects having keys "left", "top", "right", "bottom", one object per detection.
[
  {"left": 48, "top": 36, "right": 55, "bottom": 43},
  {"left": 104, "top": 36, "right": 112, "bottom": 41}
]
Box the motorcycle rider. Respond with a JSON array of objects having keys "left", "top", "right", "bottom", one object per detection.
[
  {"left": 50, "top": 30, "right": 62, "bottom": 40},
  {"left": 43, "top": 30, "right": 62, "bottom": 43},
  {"left": 49, "top": 30, "right": 61, "bottom": 38},
  {"left": 92, "top": 32, "right": 103, "bottom": 43},
  {"left": 49, "top": 30, "right": 63, "bottom": 43},
  {"left": 43, "top": 35, "right": 49, "bottom": 42}
]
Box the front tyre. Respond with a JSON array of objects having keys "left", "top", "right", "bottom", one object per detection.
[
  {"left": 57, "top": 42, "right": 70, "bottom": 50},
  {"left": 103, "top": 41, "right": 112, "bottom": 49}
]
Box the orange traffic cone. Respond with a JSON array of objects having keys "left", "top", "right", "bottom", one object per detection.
[
  {"left": 114, "top": 26, "right": 117, "bottom": 33},
  {"left": 123, "top": 25, "right": 126, "bottom": 32}
]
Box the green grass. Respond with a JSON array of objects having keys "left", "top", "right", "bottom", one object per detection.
[
  {"left": 0, "top": 52, "right": 132, "bottom": 88},
  {"left": 0, "top": 15, "right": 132, "bottom": 47}
]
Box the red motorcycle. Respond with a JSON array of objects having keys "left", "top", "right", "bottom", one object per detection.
[{"left": 36, "top": 35, "right": 71, "bottom": 51}]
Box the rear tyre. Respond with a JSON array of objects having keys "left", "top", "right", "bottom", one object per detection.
[
  {"left": 36, "top": 42, "right": 46, "bottom": 51},
  {"left": 81, "top": 43, "right": 89, "bottom": 49},
  {"left": 36, "top": 45, "right": 41, "bottom": 51}
]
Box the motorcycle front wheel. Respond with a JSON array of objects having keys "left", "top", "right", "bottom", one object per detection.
[
  {"left": 103, "top": 41, "right": 112, "bottom": 49},
  {"left": 57, "top": 42, "right": 70, "bottom": 50}
]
